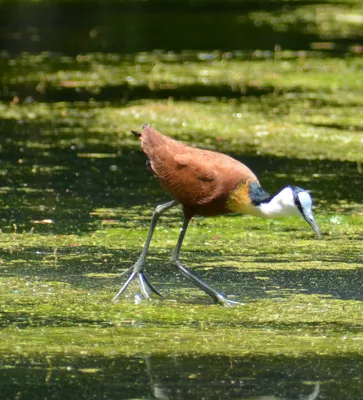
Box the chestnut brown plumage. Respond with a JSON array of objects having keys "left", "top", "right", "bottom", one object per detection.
[{"left": 113, "top": 124, "right": 321, "bottom": 305}]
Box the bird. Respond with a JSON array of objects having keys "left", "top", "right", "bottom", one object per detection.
[{"left": 113, "top": 123, "right": 322, "bottom": 305}]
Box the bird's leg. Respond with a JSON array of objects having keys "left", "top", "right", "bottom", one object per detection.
[
  {"left": 170, "top": 216, "right": 238, "bottom": 306},
  {"left": 113, "top": 200, "right": 179, "bottom": 301}
]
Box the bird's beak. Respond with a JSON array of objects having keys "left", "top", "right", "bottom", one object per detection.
[{"left": 302, "top": 210, "right": 322, "bottom": 239}]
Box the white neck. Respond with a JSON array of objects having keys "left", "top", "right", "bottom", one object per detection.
[{"left": 255, "top": 187, "right": 301, "bottom": 219}]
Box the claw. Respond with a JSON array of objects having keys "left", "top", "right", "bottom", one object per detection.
[
  {"left": 217, "top": 296, "right": 241, "bottom": 307},
  {"left": 113, "top": 270, "right": 162, "bottom": 302},
  {"left": 171, "top": 259, "right": 239, "bottom": 305},
  {"left": 140, "top": 273, "right": 163, "bottom": 297},
  {"left": 112, "top": 271, "right": 137, "bottom": 301}
]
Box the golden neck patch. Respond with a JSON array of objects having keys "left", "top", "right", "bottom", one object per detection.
[{"left": 226, "top": 180, "right": 262, "bottom": 216}]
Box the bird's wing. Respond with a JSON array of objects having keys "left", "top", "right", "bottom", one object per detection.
[
  {"left": 174, "top": 152, "right": 216, "bottom": 183},
  {"left": 164, "top": 149, "right": 232, "bottom": 206},
  {"left": 138, "top": 125, "right": 258, "bottom": 209}
]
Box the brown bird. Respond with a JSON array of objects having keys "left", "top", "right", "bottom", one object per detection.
[{"left": 113, "top": 124, "right": 322, "bottom": 305}]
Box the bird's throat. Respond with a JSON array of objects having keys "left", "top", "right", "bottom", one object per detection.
[
  {"left": 256, "top": 188, "right": 302, "bottom": 218},
  {"left": 226, "top": 182, "right": 299, "bottom": 218},
  {"left": 226, "top": 181, "right": 265, "bottom": 216}
]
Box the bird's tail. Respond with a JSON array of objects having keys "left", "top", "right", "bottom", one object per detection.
[{"left": 132, "top": 123, "right": 150, "bottom": 138}]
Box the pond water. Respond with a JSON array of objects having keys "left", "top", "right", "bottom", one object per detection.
[
  {"left": 0, "top": 1, "right": 363, "bottom": 399},
  {"left": 3, "top": 354, "right": 363, "bottom": 399}
]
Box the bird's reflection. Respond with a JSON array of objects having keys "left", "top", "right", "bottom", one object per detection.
[{"left": 143, "top": 356, "right": 320, "bottom": 400}]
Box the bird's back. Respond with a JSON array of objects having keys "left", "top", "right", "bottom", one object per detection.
[{"left": 136, "top": 124, "right": 260, "bottom": 216}]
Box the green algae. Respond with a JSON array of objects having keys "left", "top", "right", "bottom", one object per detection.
[
  {"left": 0, "top": 50, "right": 362, "bottom": 357},
  {"left": 1, "top": 54, "right": 363, "bottom": 163},
  {"left": 1, "top": 286, "right": 363, "bottom": 357},
  {"left": 0, "top": 207, "right": 362, "bottom": 358}
]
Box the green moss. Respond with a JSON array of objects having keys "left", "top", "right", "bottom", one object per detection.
[
  {"left": 0, "top": 207, "right": 362, "bottom": 358},
  {"left": 1, "top": 54, "right": 363, "bottom": 163}
]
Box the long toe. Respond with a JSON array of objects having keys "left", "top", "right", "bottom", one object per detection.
[
  {"left": 220, "top": 298, "right": 241, "bottom": 307},
  {"left": 113, "top": 270, "right": 162, "bottom": 302},
  {"left": 112, "top": 271, "right": 138, "bottom": 301},
  {"left": 138, "top": 272, "right": 163, "bottom": 298},
  {"left": 215, "top": 293, "right": 241, "bottom": 307}
]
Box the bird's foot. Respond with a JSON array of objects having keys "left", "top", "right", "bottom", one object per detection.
[
  {"left": 112, "top": 264, "right": 162, "bottom": 302},
  {"left": 215, "top": 293, "right": 240, "bottom": 307},
  {"left": 171, "top": 258, "right": 240, "bottom": 306}
]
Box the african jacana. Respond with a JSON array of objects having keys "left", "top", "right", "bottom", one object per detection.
[{"left": 113, "top": 124, "right": 322, "bottom": 305}]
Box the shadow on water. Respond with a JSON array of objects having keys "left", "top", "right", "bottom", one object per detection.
[
  {"left": 1, "top": 243, "right": 363, "bottom": 302},
  {"left": 2, "top": 353, "right": 363, "bottom": 399},
  {"left": 0, "top": 112, "right": 361, "bottom": 234},
  {"left": 1, "top": 82, "right": 278, "bottom": 104}
]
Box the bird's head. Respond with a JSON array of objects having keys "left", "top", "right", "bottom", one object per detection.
[
  {"left": 289, "top": 186, "right": 322, "bottom": 238},
  {"left": 275, "top": 186, "right": 322, "bottom": 239},
  {"left": 256, "top": 186, "right": 322, "bottom": 238}
]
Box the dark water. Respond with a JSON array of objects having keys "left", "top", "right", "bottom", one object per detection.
[
  {"left": 0, "top": 1, "right": 332, "bottom": 55},
  {"left": 1, "top": 1, "right": 361, "bottom": 58},
  {"left": 3, "top": 354, "right": 363, "bottom": 399}
]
